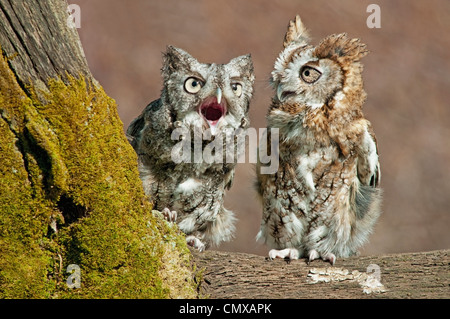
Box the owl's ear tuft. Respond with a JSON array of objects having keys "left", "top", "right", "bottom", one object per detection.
[
  {"left": 229, "top": 54, "right": 255, "bottom": 82},
  {"left": 315, "top": 33, "right": 369, "bottom": 63},
  {"left": 283, "top": 15, "right": 310, "bottom": 48},
  {"left": 162, "top": 46, "right": 196, "bottom": 75}
]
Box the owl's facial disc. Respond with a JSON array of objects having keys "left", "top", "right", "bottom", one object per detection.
[{"left": 199, "top": 88, "right": 227, "bottom": 135}]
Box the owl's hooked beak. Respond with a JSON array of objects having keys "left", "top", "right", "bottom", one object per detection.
[
  {"left": 199, "top": 88, "right": 226, "bottom": 136},
  {"left": 276, "top": 84, "right": 295, "bottom": 102},
  {"left": 276, "top": 85, "right": 283, "bottom": 101},
  {"left": 216, "top": 87, "right": 222, "bottom": 104}
]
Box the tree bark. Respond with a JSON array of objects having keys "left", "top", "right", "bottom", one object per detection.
[
  {"left": 0, "top": 0, "right": 196, "bottom": 298},
  {"left": 0, "top": 0, "right": 91, "bottom": 88},
  {"left": 193, "top": 249, "right": 449, "bottom": 299}
]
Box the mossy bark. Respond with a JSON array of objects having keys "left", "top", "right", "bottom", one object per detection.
[{"left": 0, "top": 0, "right": 196, "bottom": 299}]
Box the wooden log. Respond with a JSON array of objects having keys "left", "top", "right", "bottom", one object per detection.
[{"left": 193, "top": 249, "right": 449, "bottom": 299}]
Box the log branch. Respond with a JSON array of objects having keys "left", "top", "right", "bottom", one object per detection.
[{"left": 193, "top": 249, "right": 449, "bottom": 299}]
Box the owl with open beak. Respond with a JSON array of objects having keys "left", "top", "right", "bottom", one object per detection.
[{"left": 127, "top": 46, "right": 254, "bottom": 251}]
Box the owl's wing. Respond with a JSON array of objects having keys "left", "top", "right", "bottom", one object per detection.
[
  {"left": 126, "top": 99, "right": 161, "bottom": 150},
  {"left": 357, "top": 125, "right": 380, "bottom": 188},
  {"left": 224, "top": 167, "right": 235, "bottom": 190},
  {"left": 126, "top": 114, "right": 144, "bottom": 150}
]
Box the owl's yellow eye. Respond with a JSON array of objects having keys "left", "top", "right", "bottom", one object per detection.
[
  {"left": 231, "top": 83, "right": 242, "bottom": 97},
  {"left": 184, "top": 77, "right": 203, "bottom": 94},
  {"left": 300, "top": 66, "right": 322, "bottom": 84}
]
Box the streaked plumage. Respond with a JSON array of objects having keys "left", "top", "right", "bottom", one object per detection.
[
  {"left": 128, "top": 46, "right": 254, "bottom": 251},
  {"left": 256, "top": 16, "right": 382, "bottom": 264}
]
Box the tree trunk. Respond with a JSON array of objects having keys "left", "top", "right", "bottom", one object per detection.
[
  {"left": 0, "top": 0, "right": 91, "bottom": 88},
  {"left": 0, "top": 0, "right": 196, "bottom": 298},
  {"left": 193, "top": 249, "right": 449, "bottom": 299}
]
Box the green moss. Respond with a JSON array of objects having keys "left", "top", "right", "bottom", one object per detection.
[
  {"left": 0, "top": 52, "right": 196, "bottom": 298},
  {"left": 0, "top": 53, "right": 54, "bottom": 298}
]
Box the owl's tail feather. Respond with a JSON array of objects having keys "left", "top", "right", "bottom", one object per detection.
[
  {"left": 204, "top": 207, "right": 236, "bottom": 247},
  {"left": 348, "top": 182, "right": 383, "bottom": 252},
  {"left": 354, "top": 184, "right": 382, "bottom": 221}
]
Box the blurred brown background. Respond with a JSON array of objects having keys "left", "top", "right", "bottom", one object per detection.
[{"left": 68, "top": 0, "right": 450, "bottom": 256}]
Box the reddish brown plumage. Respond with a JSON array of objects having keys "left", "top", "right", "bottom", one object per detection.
[{"left": 257, "top": 15, "right": 382, "bottom": 264}]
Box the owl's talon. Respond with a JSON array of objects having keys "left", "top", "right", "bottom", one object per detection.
[
  {"left": 268, "top": 248, "right": 299, "bottom": 261},
  {"left": 307, "top": 250, "right": 336, "bottom": 265},
  {"left": 323, "top": 253, "right": 336, "bottom": 266},
  {"left": 308, "top": 249, "right": 320, "bottom": 264},
  {"left": 186, "top": 235, "right": 206, "bottom": 252},
  {"left": 162, "top": 207, "right": 177, "bottom": 223}
]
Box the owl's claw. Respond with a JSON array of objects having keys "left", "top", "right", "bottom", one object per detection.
[
  {"left": 186, "top": 235, "right": 206, "bottom": 252},
  {"left": 162, "top": 207, "right": 177, "bottom": 223},
  {"left": 323, "top": 253, "right": 336, "bottom": 266},
  {"left": 307, "top": 249, "right": 336, "bottom": 266},
  {"left": 268, "top": 248, "right": 300, "bottom": 261},
  {"left": 307, "top": 249, "right": 320, "bottom": 265}
]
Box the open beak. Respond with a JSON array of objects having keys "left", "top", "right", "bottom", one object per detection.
[{"left": 199, "top": 87, "right": 226, "bottom": 136}]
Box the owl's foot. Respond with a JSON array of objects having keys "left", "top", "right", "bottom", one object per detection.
[
  {"left": 308, "top": 249, "right": 336, "bottom": 265},
  {"left": 268, "top": 248, "right": 300, "bottom": 260},
  {"left": 162, "top": 207, "right": 177, "bottom": 223},
  {"left": 186, "top": 235, "right": 206, "bottom": 252}
]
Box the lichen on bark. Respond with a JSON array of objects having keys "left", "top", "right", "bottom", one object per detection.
[{"left": 0, "top": 51, "right": 196, "bottom": 298}]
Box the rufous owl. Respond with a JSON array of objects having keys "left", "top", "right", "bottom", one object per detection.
[{"left": 256, "top": 16, "right": 382, "bottom": 264}]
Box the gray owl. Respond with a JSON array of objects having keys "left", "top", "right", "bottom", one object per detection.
[
  {"left": 127, "top": 46, "right": 254, "bottom": 251},
  {"left": 256, "top": 16, "right": 382, "bottom": 264}
]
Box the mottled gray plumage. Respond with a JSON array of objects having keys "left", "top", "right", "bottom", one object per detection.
[
  {"left": 127, "top": 46, "right": 254, "bottom": 251},
  {"left": 256, "top": 16, "right": 382, "bottom": 264}
]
